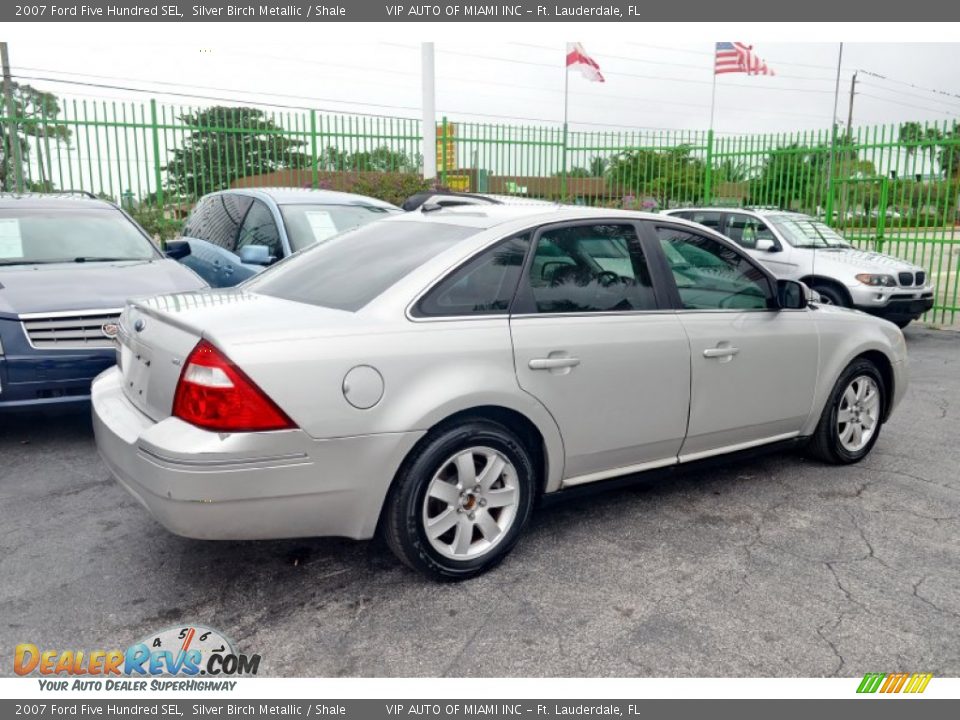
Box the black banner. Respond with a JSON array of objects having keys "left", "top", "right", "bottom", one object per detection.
[{"left": 4, "top": 0, "right": 957, "bottom": 22}]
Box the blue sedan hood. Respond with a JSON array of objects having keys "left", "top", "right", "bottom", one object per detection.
[{"left": 0, "top": 259, "right": 207, "bottom": 317}]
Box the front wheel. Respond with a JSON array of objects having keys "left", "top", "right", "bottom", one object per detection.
[
  {"left": 382, "top": 420, "right": 536, "bottom": 581},
  {"left": 810, "top": 283, "right": 849, "bottom": 308},
  {"left": 806, "top": 358, "right": 886, "bottom": 464}
]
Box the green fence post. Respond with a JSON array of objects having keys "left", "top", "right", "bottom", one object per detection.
[
  {"left": 560, "top": 122, "right": 568, "bottom": 200},
  {"left": 876, "top": 176, "right": 888, "bottom": 252},
  {"left": 704, "top": 129, "right": 714, "bottom": 204},
  {"left": 150, "top": 99, "right": 163, "bottom": 208},
  {"left": 310, "top": 109, "right": 319, "bottom": 189},
  {"left": 440, "top": 116, "right": 448, "bottom": 187}
]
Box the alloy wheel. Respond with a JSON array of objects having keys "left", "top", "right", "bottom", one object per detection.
[
  {"left": 421, "top": 446, "right": 519, "bottom": 561},
  {"left": 837, "top": 375, "right": 881, "bottom": 452}
]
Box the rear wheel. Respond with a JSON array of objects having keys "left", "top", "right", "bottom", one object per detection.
[
  {"left": 810, "top": 283, "right": 849, "bottom": 308},
  {"left": 382, "top": 420, "right": 536, "bottom": 581},
  {"left": 807, "top": 358, "right": 885, "bottom": 464}
]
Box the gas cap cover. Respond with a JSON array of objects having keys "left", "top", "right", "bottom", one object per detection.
[{"left": 342, "top": 365, "right": 384, "bottom": 410}]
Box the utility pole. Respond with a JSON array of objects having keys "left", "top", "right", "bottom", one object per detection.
[
  {"left": 846, "top": 70, "right": 858, "bottom": 137},
  {"left": 1, "top": 41, "right": 24, "bottom": 192},
  {"left": 421, "top": 42, "right": 436, "bottom": 184}
]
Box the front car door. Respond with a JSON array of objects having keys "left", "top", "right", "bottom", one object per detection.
[
  {"left": 645, "top": 221, "right": 820, "bottom": 461},
  {"left": 509, "top": 221, "right": 691, "bottom": 485},
  {"left": 231, "top": 199, "right": 285, "bottom": 286},
  {"left": 721, "top": 211, "right": 799, "bottom": 278},
  {"left": 178, "top": 193, "right": 252, "bottom": 288}
]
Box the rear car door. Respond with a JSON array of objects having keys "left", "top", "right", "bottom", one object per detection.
[
  {"left": 646, "top": 221, "right": 819, "bottom": 461},
  {"left": 509, "top": 221, "right": 691, "bottom": 484},
  {"left": 178, "top": 194, "right": 252, "bottom": 287}
]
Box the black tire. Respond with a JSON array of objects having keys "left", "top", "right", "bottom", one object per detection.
[
  {"left": 382, "top": 419, "right": 536, "bottom": 581},
  {"left": 806, "top": 358, "right": 886, "bottom": 464},
  {"left": 811, "top": 283, "right": 849, "bottom": 308},
  {"left": 892, "top": 317, "right": 913, "bottom": 329}
]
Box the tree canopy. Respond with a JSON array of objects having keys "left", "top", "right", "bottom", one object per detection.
[
  {"left": 0, "top": 81, "right": 71, "bottom": 191},
  {"left": 163, "top": 106, "right": 309, "bottom": 197}
]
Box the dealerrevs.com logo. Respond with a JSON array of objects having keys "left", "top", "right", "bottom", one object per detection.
[{"left": 14, "top": 625, "right": 260, "bottom": 690}]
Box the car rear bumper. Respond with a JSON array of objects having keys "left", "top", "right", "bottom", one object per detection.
[{"left": 92, "top": 366, "right": 424, "bottom": 541}]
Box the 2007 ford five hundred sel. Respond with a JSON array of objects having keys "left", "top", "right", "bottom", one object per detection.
[{"left": 93, "top": 205, "right": 908, "bottom": 580}]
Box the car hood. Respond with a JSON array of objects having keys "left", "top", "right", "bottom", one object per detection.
[
  {"left": 0, "top": 259, "right": 207, "bottom": 318},
  {"left": 812, "top": 247, "right": 919, "bottom": 274}
]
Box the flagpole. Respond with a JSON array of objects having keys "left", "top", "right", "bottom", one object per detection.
[
  {"left": 706, "top": 47, "right": 717, "bottom": 203},
  {"left": 708, "top": 70, "right": 718, "bottom": 132},
  {"left": 824, "top": 42, "right": 844, "bottom": 226},
  {"left": 561, "top": 44, "right": 570, "bottom": 200}
]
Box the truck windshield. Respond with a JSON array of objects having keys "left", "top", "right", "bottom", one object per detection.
[{"left": 0, "top": 208, "right": 158, "bottom": 265}]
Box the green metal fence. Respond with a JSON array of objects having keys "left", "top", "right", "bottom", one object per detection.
[{"left": 2, "top": 97, "right": 958, "bottom": 323}]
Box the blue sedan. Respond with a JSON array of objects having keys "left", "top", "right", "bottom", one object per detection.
[{"left": 174, "top": 188, "right": 401, "bottom": 288}]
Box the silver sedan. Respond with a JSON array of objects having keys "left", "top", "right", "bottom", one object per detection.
[{"left": 93, "top": 206, "right": 908, "bottom": 580}]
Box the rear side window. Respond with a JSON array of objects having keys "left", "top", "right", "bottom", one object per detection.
[
  {"left": 246, "top": 220, "right": 478, "bottom": 312},
  {"left": 685, "top": 211, "right": 723, "bottom": 231},
  {"left": 182, "top": 194, "right": 253, "bottom": 251},
  {"left": 416, "top": 234, "right": 530, "bottom": 317}
]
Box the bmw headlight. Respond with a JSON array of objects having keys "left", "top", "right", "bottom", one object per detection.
[{"left": 855, "top": 273, "right": 897, "bottom": 287}]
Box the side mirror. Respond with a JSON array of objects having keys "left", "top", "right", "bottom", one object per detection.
[
  {"left": 777, "top": 279, "right": 810, "bottom": 310},
  {"left": 238, "top": 244, "right": 273, "bottom": 266},
  {"left": 755, "top": 238, "right": 777, "bottom": 252},
  {"left": 164, "top": 240, "right": 191, "bottom": 261}
]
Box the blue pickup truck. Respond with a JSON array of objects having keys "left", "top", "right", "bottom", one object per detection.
[{"left": 0, "top": 193, "right": 207, "bottom": 412}]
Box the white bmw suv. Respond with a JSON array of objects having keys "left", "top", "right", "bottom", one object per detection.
[{"left": 663, "top": 208, "right": 935, "bottom": 328}]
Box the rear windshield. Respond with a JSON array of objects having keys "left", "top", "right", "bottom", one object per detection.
[
  {"left": 244, "top": 220, "right": 478, "bottom": 311},
  {"left": 0, "top": 208, "right": 158, "bottom": 265},
  {"left": 279, "top": 203, "right": 400, "bottom": 251}
]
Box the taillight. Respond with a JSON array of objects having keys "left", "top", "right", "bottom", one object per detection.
[{"left": 172, "top": 340, "right": 296, "bottom": 432}]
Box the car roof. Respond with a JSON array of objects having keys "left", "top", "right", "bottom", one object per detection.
[
  {"left": 386, "top": 203, "right": 693, "bottom": 230},
  {"left": 0, "top": 192, "right": 119, "bottom": 210},
  {"left": 221, "top": 187, "right": 400, "bottom": 209},
  {"left": 666, "top": 206, "right": 812, "bottom": 220}
]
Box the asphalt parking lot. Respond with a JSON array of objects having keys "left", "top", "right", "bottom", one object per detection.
[{"left": 1, "top": 326, "right": 958, "bottom": 678}]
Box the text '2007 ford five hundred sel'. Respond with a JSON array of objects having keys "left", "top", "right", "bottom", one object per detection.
[{"left": 93, "top": 205, "right": 908, "bottom": 580}]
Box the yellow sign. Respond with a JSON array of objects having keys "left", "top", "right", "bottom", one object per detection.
[
  {"left": 446, "top": 174, "right": 471, "bottom": 192},
  {"left": 436, "top": 124, "right": 456, "bottom": 172}
]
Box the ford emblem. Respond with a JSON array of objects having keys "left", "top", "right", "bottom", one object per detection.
[{"left": 101, "top": 322, "right": 120, "bottom": 339}]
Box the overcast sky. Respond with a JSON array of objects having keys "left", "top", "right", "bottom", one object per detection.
[{"left": 7, "top": 40, "right": 960, "bottom": 136}]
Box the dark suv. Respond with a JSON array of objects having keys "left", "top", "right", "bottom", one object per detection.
[{"left": 0, "top": 193, "right": 206, "bottom": 411}]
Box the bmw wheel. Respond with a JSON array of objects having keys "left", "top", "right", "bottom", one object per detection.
[
  {"left": 383, "top": 419, "right": 536, "bottom": 581},
  {"left": 807, "top": 358, "right": 885, "bottom": 464},
  {"left": 810, "top": 283, "right": 848, "bottom": 308}
]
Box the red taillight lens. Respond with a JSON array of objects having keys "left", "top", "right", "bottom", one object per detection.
[{"left": 172, "top": 340, "right": 296, "bottom": 432}]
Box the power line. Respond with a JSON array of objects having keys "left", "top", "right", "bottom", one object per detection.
[
  {"left": 859, "top": 70, "right": 960, "bottom": 106},
  {"left": 6, "top": 70, "right": 718, "bottom": 133},
  {"left": 857, "top": 81, "right": 960, "bottom": 112},
  {"left": 857, "top": 92, "right": 959, "bottom": 117}
]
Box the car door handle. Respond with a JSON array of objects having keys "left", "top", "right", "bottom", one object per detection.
[
  {"left": 703, "top": 346, "right": 740, "bottom": 359},
  {"left": 529, "top": 357, "right": 581, "bottom": 370}
]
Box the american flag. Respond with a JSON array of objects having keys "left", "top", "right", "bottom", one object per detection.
[{"left": 715, "top": 42, "right": 775, "bottom": 76}]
